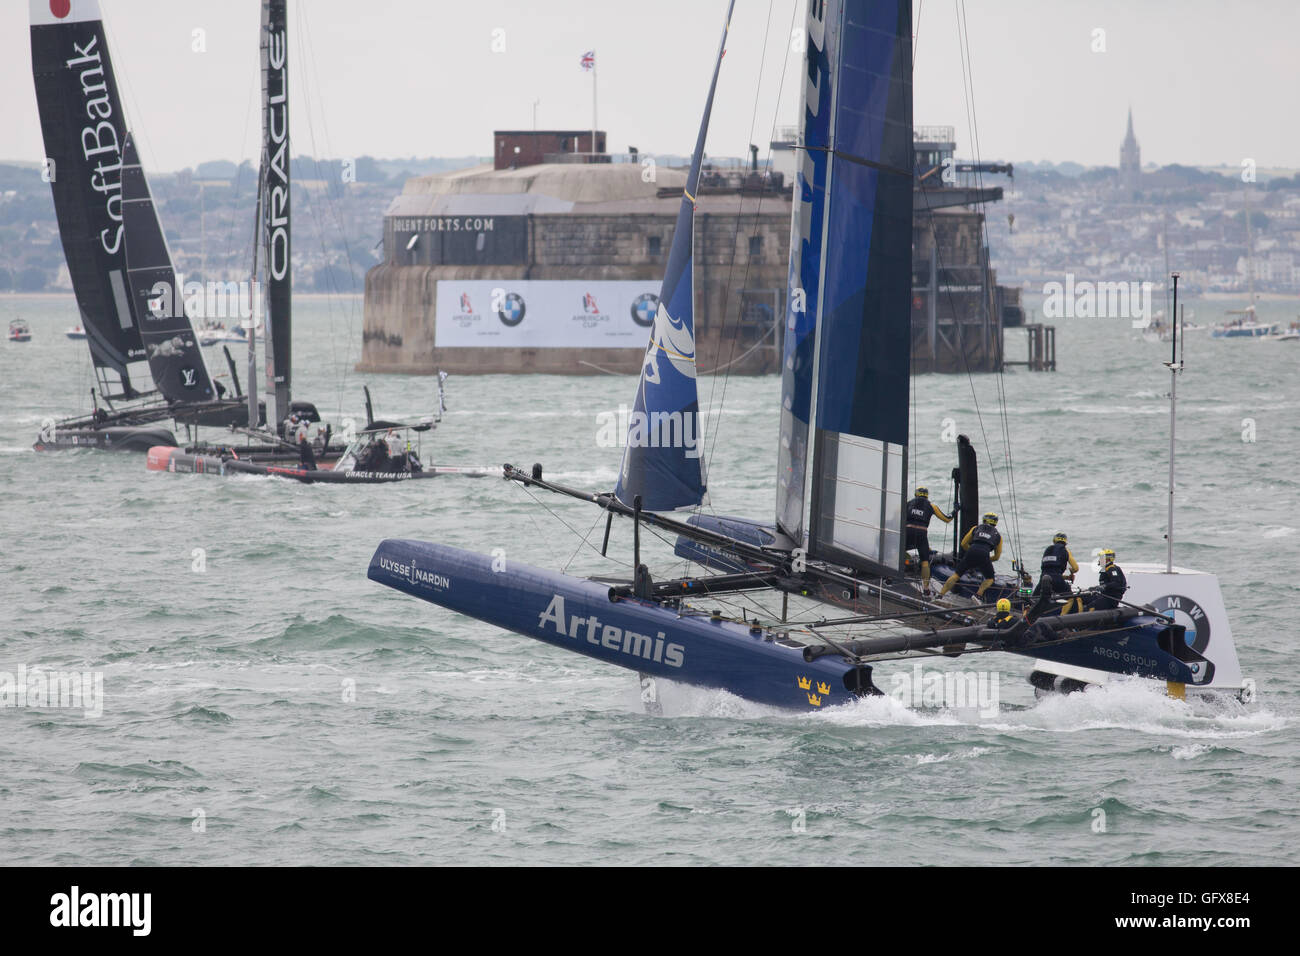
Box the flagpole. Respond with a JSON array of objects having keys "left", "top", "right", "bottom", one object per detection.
[{"left": 591, "top": 52, "right": 598, "bottom": 158}]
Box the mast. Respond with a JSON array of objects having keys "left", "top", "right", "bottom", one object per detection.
[
  {"left": 1162, "top": 214, "right": 1171, "bottom": 327},
  {"left": 261, "top": 0, "right": 291, "bottom": 431},
  {"left": 1165, "top": 272, "right": 1182, "bottom": 573},
  {"left": 1243, "top": 185, "right": 1256, "bottom": 318},
  {"left": 247, "top": 156, "right": 264, "bottom": 430}
]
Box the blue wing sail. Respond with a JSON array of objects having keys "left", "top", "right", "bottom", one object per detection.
[
  {"left": 613, "top": 0, "right": 735, "bottom": 513},
  {"left": 776, "top": 0, "right": 914, "bottom": 574}
]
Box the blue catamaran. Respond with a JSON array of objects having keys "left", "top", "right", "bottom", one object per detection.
[{"left": 368, "top": 0, "right": 1245, "bottom": 711}]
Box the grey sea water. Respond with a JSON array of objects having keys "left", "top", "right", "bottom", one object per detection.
[{"left": 1, "top": 293, "right": 1296, "bottom": 866}]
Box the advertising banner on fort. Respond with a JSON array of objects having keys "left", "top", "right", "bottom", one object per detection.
[{"left": 435, "top": 280, "right": 662, "bottom": 349}]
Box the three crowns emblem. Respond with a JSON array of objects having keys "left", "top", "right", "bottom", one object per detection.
[{"left": 797, "top": 675, "right": 827, "bottom": 707}]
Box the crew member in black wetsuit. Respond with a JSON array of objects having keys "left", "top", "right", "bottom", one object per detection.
[
  {"left": 937, "top": 511, "right": 1002, "bottom": 602},
  {"left": 1035, "top": 531, "right": 1080, "bottom": 613},
  {"left": 1089, "top": 549, "right": 1128, "bottom": 610},
  {"left": 368, "top": 438, "right": 391, "bottom": 473},
  {"left": 297, "top": 426, "right": 317, "bottom": 471},
  {"left": 905, "top": 486, "right": 953, "bottom": 595}
]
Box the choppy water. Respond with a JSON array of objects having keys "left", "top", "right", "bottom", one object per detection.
[{"left": 1, "top": 293, "right": 1297, "bottom": 865}]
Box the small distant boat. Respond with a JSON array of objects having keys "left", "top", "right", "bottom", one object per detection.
[
  {"left": 65, "top": 325, "right": 86, "bottom": 340},
  {"left": 1213, "top": 189, "right": 1274, "bottom": 338},
  {"left": 1211, "top": 317, "right": 1276, "bottom": 339},
  {"left": 9, "top": 319, "right": 31, "bottom": 342},
  {"left": 1141, "top": 310, "right": 1173, "bottom": 343},
  {"left": 148, "top": 420, "right": 491, "bottom": 484},
  {"left": 1269, "top": 321, "right": 1300, "bottom": 342},
  {"left": 197, "top": 321, "right": 259, "bottom": 346}
]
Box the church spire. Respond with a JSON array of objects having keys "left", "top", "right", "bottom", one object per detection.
[{"left": 1119, "top": 106, "right": 1141, "bottom": 192}]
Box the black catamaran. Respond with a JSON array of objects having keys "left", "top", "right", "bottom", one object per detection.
[
  {"left": 373, "top": 0, "right": 1245, "bottom": 711},
  {"left": 29, "top": 0, "right": 250, "bottom": 452},
  {"left": 146, "top": 0, "right": 481, "bottom": 484},
  {"left": 29, "top": 0, "right": 397, "bottom": 467}
]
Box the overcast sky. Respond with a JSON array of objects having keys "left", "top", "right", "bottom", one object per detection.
[{"left": 4, "top": 0, "right": 1297, "bottom": 173}]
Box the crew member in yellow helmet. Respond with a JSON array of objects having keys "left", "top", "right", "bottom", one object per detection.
[
  {"left": 937, "top": 511, "right": 1002, "bottom": 601},
  {"left": 1035, "top": 531, "right": 1081, "bottom": 613},
  {"left": 1088, "top": 549, "right": 1128, "bottom": 610},
  {"left": 991, "top": 597, "right": 1018, "bottom": 629},
  {"left": 905, "top": 485, "right": 953, "bottom": 596}
]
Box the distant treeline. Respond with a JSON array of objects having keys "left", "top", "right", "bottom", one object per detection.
[
  {"left": 0, "top": 154, "right": 492, "bottom": 293},
  {"left": 1018, "top": 161, "right": 1300, "bottom": 190},
  {"left": 191, "top": 155, "right": 488, "bottom": 184}
]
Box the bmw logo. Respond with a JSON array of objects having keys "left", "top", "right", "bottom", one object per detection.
[
  {"left": 631, "top": 292, "right": 659, "bottom": 328},
  {"left": 497, "top": 292, "right": 526, "bottom": 327},
  {"left": 1151, "top": 595, "right": 1212, "bottom": 655}
]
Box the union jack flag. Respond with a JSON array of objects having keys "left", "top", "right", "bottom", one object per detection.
[{"left": 580, "top": 50, "right": 595, "bottom": 71}]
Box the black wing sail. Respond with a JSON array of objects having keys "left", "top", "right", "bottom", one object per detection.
[
  {"left": 261, "top": 0, "right": 292, "bottom": 429},
  {"left": 120, "top": 133, "right": 216, "bottom": 404},
  {"left": 29, "top": 0, "right": 148, "bottom": 399}
]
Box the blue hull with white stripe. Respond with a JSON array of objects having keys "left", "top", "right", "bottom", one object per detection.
[{"left": 368, "top": 539, "right": 876, "bottom": 711}]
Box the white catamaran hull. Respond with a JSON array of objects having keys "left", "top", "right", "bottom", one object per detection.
[{"left": 1031, "top": 564, "right": 1246, "bottom": 697}]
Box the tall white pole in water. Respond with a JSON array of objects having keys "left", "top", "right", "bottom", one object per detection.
[{"left": 1166, "top": 272, "right": 1182, "bottom": 573}]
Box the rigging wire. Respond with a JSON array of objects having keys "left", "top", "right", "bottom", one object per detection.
[
  {"left": 512, "top": 481, "right": 633, "bottom": 572},
  {"left": 562, "top": 505, "right": 617, "bottom": 575},
  {"left": 701, "top": 0, "right": 795, "bottom": 487},
  {"left": 908, "top": 1, "right": 1024, "bottom": 571},
  {"left": 955, "top": 0, "right": 1025, "bottom": 566},
  {"left": 293, "top": 3, "right": 365, "bottom": 417},
  {"left": 220, "top": 85, "right": 257, "bottom": 290},
  {"left": 911, "top": 1, "right": 922, "bottom": 493}
]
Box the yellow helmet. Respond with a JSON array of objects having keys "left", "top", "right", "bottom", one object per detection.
[
  {"left": 916, "top": 486, "right": 929, "bottom": 498},
  {"left": 983, "top": 511, "right": 999, "bottom": 526},
  {"left": 1099, "top": 548, "right": 1116, "bottom": 567},
  {"left": 1053, "top": 531, "right": 1067, "bottom": 544},
  {"left": 996, "top": 598, "right": 1011, "bottom": 613}
]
